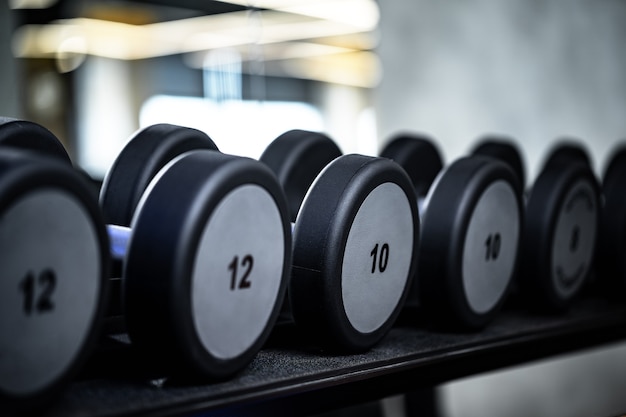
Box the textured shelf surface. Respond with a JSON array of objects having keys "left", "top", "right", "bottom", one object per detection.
[{"left": 42, "top": 296, "right": 626, "bottom": 417}]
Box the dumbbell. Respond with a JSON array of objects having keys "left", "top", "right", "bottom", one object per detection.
[
  {"left": 595, "top": 143, "right": 626, "bottom": 295},
  {"left": 260, "top": 130, "right": 419, "bottom": 351},
  {"left": 475, "top": 139, "right": 599, "bottom": 310},
  {"left": 380, "top": 133, "right": 523, "bottom": 329},
  {"left": 468, "top": 138, "right": 600, "bottom": 311},
  {"left": 0, "top": 118, "right": 109, "bottom": 412},
  {"left": 519, "top": 141, "right": 599, "bottom": 311},
  {"left": 99, "top": 124, "right": 291, "bottom": 379}
]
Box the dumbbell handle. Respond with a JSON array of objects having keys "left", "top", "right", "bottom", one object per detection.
[
  {"left": 107, "top": 225, "right": 130, "bottom": 261},
  {"left": 417, "top": 197, "right": 426, "bottom": 215}
]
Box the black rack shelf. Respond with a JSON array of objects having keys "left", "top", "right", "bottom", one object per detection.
[{"left": 42, "top": 296, "right": 626, "bottom": 417}]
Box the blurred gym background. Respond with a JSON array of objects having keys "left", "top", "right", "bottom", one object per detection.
[{"left": 2, "top": 1, "right": 626, "bottom": 416}]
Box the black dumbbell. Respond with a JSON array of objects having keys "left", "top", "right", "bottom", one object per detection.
[
  {"left": 595, "top": 144, "right": 626, "bottom": 295},
  {"left": 381, "top": 133, "right": 523, "bottom": 329},
  {"left": 0, "top": 118, "right": 109, "bottom": 412},
  {"left": 99, "top": 124, "right": 291, "bottom": 379},
  {"left": 261, "top": 130, "right": 420, "bottom": 351},
  {"left": 519, "top": 141, "right": 600, "bottom": 311},
  {"left": 470, "top": 137, "right": 600, "bottom": 311},
  {"left": 465, "top": 137, "right": 599, "bottom": 311}
]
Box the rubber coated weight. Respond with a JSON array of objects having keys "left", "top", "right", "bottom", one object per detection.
[
  {"left": 472, "top": 137, "right": 526, "bottom": 189},
  {"left": 542, "top": 141, "right": 592, "bottom": 171},
  {"left": 260, "top": 130, "right": 342, "bottom": 221},
  {"left": 595, "top": 144, "right": 626, "bottom": 294},
  {"left": 520, "top": 161, "right": 600, "bottom": 311},
  {"left": 0, "top": 117, "right": 72, "bottom": 164},
  {"left": 0, "top": 151, "right": 109, "bottom": 412},
  {"left": 100, "top": 124, "right": 218, "bottom": 226},
  {"left": 124, "top": 150, "right": 291, "bottom": 379},
  {"left": 290, "top": 154, "right": 419, "bottom": 351},
  {"left": 380, "top": 133, "right": 444, "bottom": 200},
  {"left": 418, "top": 156, "right": 523, "bottom": 329}
]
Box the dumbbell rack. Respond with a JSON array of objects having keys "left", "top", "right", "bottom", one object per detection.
[{"left": 39, "top": 295, "right": 626, "bottom": 417}]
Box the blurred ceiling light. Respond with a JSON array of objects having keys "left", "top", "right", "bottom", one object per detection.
[
  {"left": 14, "top": 19, "right": 137, "bottom": 60},
  {"left": 12, "top": 0, "right": 380, "bottom": 86},
  {"left": 260, "top": 42, "right": 355, "bottom": 61},
  {"left": 10, "top": 0, "right": 57, "bottom": 9},
  {"left": 183, "top": 16, "right": 372, "bottom": 53},
  {"left": 14, "top": 10, "right": 374, "bottom": 60},
  {"left": 55, "top": 36, "right": 87, "bottom": 73},
  {"left": 185, "top": 42, "right": 354, "bottom": 68},
  {"left": 281, "top": 51, "right": 382, "bottom": 88},
  {"left": 187, "top": 43, "right": 383, "bottom": 88},
  {"left": 313, "top": 33, "right": 379, "bottom": 51}
]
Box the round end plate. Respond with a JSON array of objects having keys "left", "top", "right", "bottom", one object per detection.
[
  {"left": 291, "top": 154, "right": 419, "bottom": 351},
  {"left": 522, "top": 163, "right": 599, "bottom": 310},
  {"left": 419, "top": 156, "right": 522, "bottom": 329},
  {"left": 190, "top": 183, "right": 285, "bottom": 361},
  {"left": 0, "top": 156, "right": 108, "bottom": 411},
  {"left": 125, "top": 151, "right": 290, "bottom": 379},
  {"left": 100, "top": 123, "right": 219, "bottom": 226},
  {"left": 461, "top": 180, "right": 520, "bottom": 314}
]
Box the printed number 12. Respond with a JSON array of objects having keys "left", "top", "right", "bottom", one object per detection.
[
  {"left": 19, "top": 269, "right": 56, "bottom": 316},
  {"left": 228, "top": 255, "right": 253, "bottom": 290}
]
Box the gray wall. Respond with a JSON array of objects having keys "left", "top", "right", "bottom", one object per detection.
[{"left": 376, "top": 0, "right": 626, "bottom": 182}]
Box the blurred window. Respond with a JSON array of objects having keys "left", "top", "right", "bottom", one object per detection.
[{"left": 140, "top": 95, "right": 325, "bottom": 159}]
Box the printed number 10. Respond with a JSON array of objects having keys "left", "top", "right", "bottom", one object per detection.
[
  {"left": 370, "top": 243, "right": 389, "bottom": 274},
  {"left": 485, "top": 233, "right": 501, "bottom": 261}
]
